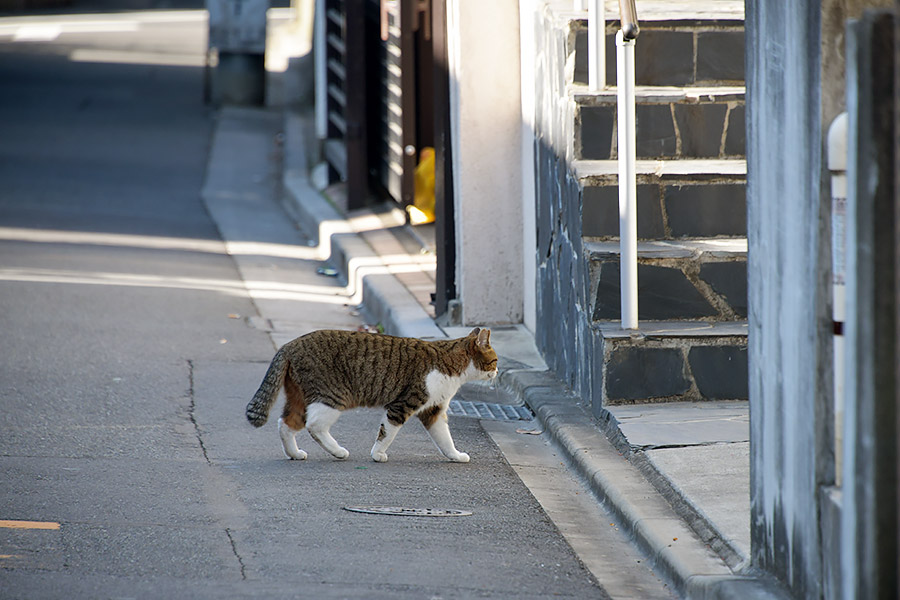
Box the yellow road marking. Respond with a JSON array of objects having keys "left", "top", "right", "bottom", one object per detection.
[{"left": 0, "top": 520, "right": 60, "bottom": 530}]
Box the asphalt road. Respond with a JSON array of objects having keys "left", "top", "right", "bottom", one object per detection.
[{"left": 0, "top": 10, "right": 609, "bottom": 599}]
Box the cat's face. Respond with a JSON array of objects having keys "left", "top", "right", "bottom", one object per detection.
[{"left": 470, "top": 328, "right": 499, "bottom": 381}]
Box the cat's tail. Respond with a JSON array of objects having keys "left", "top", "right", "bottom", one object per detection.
[{"left": 246, "top": 348, "right": 288, "bottom": 427}]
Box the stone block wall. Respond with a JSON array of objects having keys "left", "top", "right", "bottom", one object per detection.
[{"left": 533, "top": 6, "right": 591, "bottom": 403}]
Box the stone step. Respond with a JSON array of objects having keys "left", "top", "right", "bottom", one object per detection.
[
  {"left": 586, "top": 239, "right": 746, "bottom": 321},
  {"left": 573, "top": 85, "right": 745, "bottom": 160},
  {"left": 594, "top": 321, "right": 748, "bottom": 405},
  {"left": 570, "top": 2, "right": 745, "bottom": 87},
  {"left": 575, "top": 159, "right": 746, "bottom": 239}
]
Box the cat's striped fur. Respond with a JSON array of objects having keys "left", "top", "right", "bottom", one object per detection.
[{"left": 246, "top": 328, "right": 498, "bottom": 462}]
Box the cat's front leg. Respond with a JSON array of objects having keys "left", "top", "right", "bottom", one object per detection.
[
  {"left": 370, "top": 415, "right": 402, "bottom": 462},
  {"left": 419, "top": 407, "right": 469, "bottom": 463}
]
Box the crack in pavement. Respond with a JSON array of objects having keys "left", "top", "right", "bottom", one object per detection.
[
  {"left": 225, "top": 528, "right": 247, "bottom": 580},
  {"left": 186, "top": 359, "right": 211, "bottom": 464}
]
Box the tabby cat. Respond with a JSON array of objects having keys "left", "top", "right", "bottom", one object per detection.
[{"left": 245, "top": 327, "right": 498, "bottom": 463}]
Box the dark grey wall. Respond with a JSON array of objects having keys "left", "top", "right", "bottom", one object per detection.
[{"left": 745, "top": 1, "right": 832, "bottom": 597}]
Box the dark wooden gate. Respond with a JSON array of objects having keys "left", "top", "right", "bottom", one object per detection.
[
  {"left": 322, "top": 0, "right": 433, "bottom": 210},
  {"left": 321, "top": 0, "right": 454, "bottom": 317}
]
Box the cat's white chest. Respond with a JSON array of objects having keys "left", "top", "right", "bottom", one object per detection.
[{"left": 424, "top": 363, "right": 473, "bottom": 408}]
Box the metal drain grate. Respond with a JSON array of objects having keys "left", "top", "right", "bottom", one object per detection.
[
  {"left": 344, "top": 506, "right": 473, "bottom": 517},
  {"left": 447, "top": 400, "right": 533, "bottom": 421}
]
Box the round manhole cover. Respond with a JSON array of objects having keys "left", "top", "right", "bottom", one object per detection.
[{"left": 343, "top": 506, "right": 473, "bottom": 517}]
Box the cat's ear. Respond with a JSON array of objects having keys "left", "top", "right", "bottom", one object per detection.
[
  {"left": 476, "top": 328, "right": 491, "bottom": 348},
  {"left": 469, "top": 327, "right": 481, "bottom": 338}
]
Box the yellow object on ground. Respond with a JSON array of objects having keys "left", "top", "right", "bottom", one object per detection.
[{"left": 410, "top": 147, "right": 435, "bottom": 225}]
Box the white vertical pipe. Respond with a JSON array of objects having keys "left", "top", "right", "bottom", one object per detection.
[
  {"left": 828, "top": 111, "right": 848, "bottom": 486},
  {"left": 616, "top": 30, "right": 637, "bottom": 329},
  {"left": 588, "top": 0, "right": 605, "bottom": 90}
]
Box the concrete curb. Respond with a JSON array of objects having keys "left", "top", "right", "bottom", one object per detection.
[
  {"left": 501, "top": 369, "right": 790, "bottom": 600},
  {"left": 280, "top": 109, "right": 445, "bottom": 341}
]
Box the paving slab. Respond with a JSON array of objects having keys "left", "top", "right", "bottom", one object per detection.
[
  {"left": 646, "top": 443, "right": 751, "bottom": 561},
  {"left": 606, "top": 401, "right": 749, "bottom": 448},
  {"left": 202, "top": 107, "right": 361, "bottom": 345}
]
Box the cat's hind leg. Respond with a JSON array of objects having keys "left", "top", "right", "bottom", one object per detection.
[
  {"left": 278, "top": 418, "right": 308, "bottom": 460},
  {"left": 418, "top": 406, "right": 469, "bottom": 463},
  {"left": 279, "top": 376, "right": 308, "bottom": 460},
  {"left": 305, "top": 402, "right": 349, "bottom": 459}
]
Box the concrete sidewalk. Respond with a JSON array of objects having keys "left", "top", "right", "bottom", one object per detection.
[{"left": 277, "top": 108, "right": 784, "bottom": 599}]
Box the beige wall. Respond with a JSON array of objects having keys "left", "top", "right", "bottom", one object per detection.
[{"left": 447, "top": 0, "right": 525, "bottom": 326}]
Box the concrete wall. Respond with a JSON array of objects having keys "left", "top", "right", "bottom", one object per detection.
[
  {"left": 519, "top": 0, "right": 539, "bottom": 333},
  {"left": 745, "top": 1, "right": 831, "bottom": 597},
  {"left": 749, "top": 3, "right": 899, "bottom": 598},
  {"left": 446, "top": 0, "right": 524, "bottom": 326},
  {"left": 842, "top": 11, "right": 898, "bottom": 599}
]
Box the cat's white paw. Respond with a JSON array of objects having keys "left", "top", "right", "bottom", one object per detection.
[
  {"left": 449, "top": 452, "right": 470, "bottom": 463},
  {"left": 333, "top": 447, "right": 350, "bottom": 459},
  {"left": 283, "top": 448, "right": 308, "bottom": 460},
  {"left": 371, "top": 450, "right": 388, "bottom": 463}
]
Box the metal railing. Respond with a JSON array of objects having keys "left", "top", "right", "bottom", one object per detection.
[{"left": 581, "top": 0, "right": 640, "bottom": 329}]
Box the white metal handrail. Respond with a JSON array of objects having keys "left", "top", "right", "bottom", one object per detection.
[
  {"left": 587, "top": 0, "right": 605, "bottom": 90},
  {"left": 616, "top": 26, "right": 638, "bottom": 329},
  {"left": 583, "top": 1, "right": 640, "bottom": 329}
]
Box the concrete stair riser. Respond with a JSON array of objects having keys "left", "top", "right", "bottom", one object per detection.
[
  {"left": 589, "top": 258, "right": 747, "bottom": 321},
  {"left": 586, "top": 240, "right": 747, "bottom": 321},
  {"left": 576, "top": 94, "right": 745, "bottom": 160},
  {"left": 581, "top": 176, "right": 747, "bottom": 239},
  {"left": 572, "top": 21, "right": 745, "bottom": 87},
  {"left": 597, "top": 332, "right": 749, "bottom": 404}
]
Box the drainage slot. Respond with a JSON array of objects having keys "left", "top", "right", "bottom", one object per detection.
[{"left": 448, "top": 400, "right": 533, "bottom": 421}]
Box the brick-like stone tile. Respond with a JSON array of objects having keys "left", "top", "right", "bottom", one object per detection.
[
  {"left": 593, "top": 262, "right": 717, "bottom": 320},
  {"left": 699, "top": 261, "right": 748, "bottom": 317},
  {"left": 602, "top": 31, "right": 695, "bottom": 86},
  {"left": 632, "top": 31, "right": 695, "bottom": 86},
  {"left": 606, "top": 346, "right": 691, "bottom": 401},
  {"left": 724, "top": 104, "right": 746, "bottom": 156},
  {"left": 688, "top": 345, "right": 749, "bottom": 399},
  {"left": 696, "top": 30, "right": 745, "bottom": 82},
  {"left": 582, "top": 185, "right": 665, "bottom": 239},
  {"left": 579, "top": 105, "right": 615, "bottom": 159},
  {"left": 635, "top": 104, "right": 677, "bottom": 157},
  {"left": 665, "top": 184, "right": 747, "bottom": 237},
  {"left": 574, "top": 29, "right": 588, "bottom": 85},
  {"left": 673, "top": 103, "right": 728, "bottom": 157}
]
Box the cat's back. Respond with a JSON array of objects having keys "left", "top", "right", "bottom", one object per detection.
[
  {"left": 282, "top": 330, "right": 446, "bottom": 406},
  {"left": 282, "top": 329, "right": 436, "bottom": 371}
]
